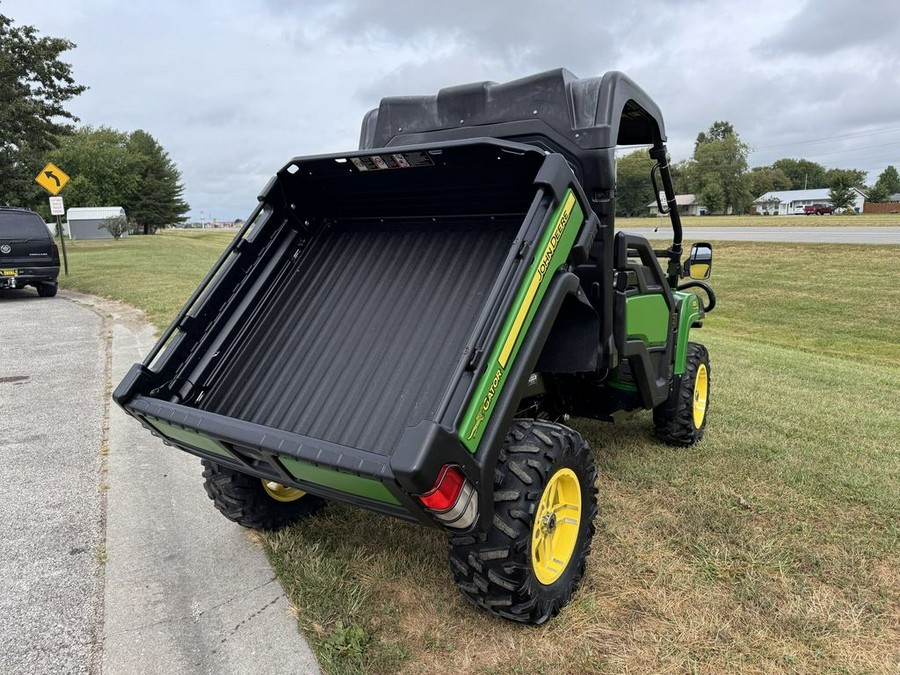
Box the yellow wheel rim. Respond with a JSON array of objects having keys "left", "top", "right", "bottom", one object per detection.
[
  {"left": 692, "top": 363, "right": 709, "bottom": 429},
  {"left": 531, "top": 467, "right": 582, "bottom": 586},
  {"left": 261, "top": 480, "right": 306, "bottom": 503}
]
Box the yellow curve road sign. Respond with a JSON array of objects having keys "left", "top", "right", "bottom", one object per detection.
[{"left": 35, "top": 162, "right": 70, "bottom": 195}]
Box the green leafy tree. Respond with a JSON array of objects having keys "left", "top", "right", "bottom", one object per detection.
[
  {"left": 100, "top": 214, "right": 129, "bottom": 240},
  {"left": 48, "top": 126, "right": 136, "bottom": 207},
  {"left": 693, "top": 122, "right": 750, "bottom": 214},
  {"left": 748, "top": 166, "right": 792, "bottom": 198},
  {"left": 828, "top": 182, "right": 856, "bottom": 211},
  {"left": 771, "top": 158, "right": 827, "bottom": 190},
  {"left": 700, "top": 181, "right": 725, "bottom": 214},
  {"left": 868, "top": 165, "right": 900, "bottom": 202},
  {"left": 48, "top": 127, "right": 189, "bottom": 233},
  {"left": 615, "top": 149, "right": 656, "bottom": 216},
  {"left": 824, "top": 167, "right": 866, "bottom": 189},
  {"left": 670, "top": 159, "right": 699, "bottom": 195},
  {"left": 125, "top": 130, "right": 189, "bottom": 233},
  {"left": 0, "top": 13, "right": 86, "bottom": 208},
  {"left": 694, "top": 121, "right": 736, "bottom": 151}
]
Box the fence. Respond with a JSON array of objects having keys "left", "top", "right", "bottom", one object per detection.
[{"left": 864, "top": 202, "right": 900, "bottom": 214}]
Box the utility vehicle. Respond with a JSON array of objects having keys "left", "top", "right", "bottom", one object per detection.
[
  {"left": 0, "top": 207, "right": 60, "bottom": 296},
  {"left": 115, "top": 69, "right": 716, "bottom": 625}
]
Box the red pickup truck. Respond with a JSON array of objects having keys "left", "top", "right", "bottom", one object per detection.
[{"left": 804, "top": 204, "right": 835, "bottom": 215}]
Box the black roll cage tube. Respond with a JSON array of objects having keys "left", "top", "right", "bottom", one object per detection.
[{"left": 648, "top": 143, "right": 684, "bottom": 288}]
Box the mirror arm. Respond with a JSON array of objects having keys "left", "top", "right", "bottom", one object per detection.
[{"left": 677, "top": 280, "right": 717, "bottom": 313}]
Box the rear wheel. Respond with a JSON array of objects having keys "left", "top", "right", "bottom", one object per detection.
[
  {"left": 201, "top": 460, "right": 325, "bottom": 530},
  {"left": 37, "top": 282, "right": 57, "bottom": 297},
  {"left": 448, "top": 419, "right": 598, "bottom": 625},
  {"left": 654, "top": 342, "right": 710, "bottom": 446}
]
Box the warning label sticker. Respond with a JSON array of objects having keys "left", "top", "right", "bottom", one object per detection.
[{"left": 348, "top": 151, "right": 434, "bottom": 172}]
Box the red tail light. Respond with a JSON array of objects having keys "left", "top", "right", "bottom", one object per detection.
[
  {"left": 416, "top": 465, "right": 478, "bottom": 530},
  {"left": 50, "top": 243, "right": 60, "bottom": 265},
  {"left": 418, "top": 465, "right": 465, "bottom": 511}
]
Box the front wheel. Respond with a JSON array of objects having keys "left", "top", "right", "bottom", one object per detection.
[
  {"left": 201, "top": 460, "right": 325, "bottom": 530},
  {"left": 654, "top": 342, "right": 710, "bottom": 446},
  {"left": 448, "top": 419, "right": 598, "bottom": 625}
]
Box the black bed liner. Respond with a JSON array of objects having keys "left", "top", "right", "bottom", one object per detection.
[{"left": 199, "top": 216, "right": 519, "bottom": 455}]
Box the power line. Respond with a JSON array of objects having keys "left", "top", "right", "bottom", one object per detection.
[{"left": 749, "top": 124, "right": 900, "bottom": 152}]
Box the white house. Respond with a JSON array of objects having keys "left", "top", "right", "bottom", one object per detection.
[
  {"left": 65, "top": 206, "right": 127, "bottom": 240},
  {"left": 647, "top": 193, "right": 708, "bottom": 216},
  {"left": 752, "top": 188, "right": 866, "bottom": 215}
]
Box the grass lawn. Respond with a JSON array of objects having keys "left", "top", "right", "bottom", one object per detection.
[
  {"left": 61, "top": 231, "right": 900, "bottom": 674},
  {"left": 621, "top": 213, "right": 900, "bottom": 227}
]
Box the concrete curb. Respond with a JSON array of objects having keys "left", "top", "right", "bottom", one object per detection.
[{"left": 66, "top": 292, "right": 320, "bottom": 675}]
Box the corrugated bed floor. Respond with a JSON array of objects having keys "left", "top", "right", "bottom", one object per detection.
[{"left": 199, "top": 217, "right": 519, "bottom": 456}]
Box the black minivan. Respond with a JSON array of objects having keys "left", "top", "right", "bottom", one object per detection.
[{"left": 0, "top": 207, "right": 60, "bottom": 297}]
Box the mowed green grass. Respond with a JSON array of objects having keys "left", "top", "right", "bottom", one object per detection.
[
  {"left": 622, "top": 213, "right": 900, "bottom": 227},
  {"left": 59, "top": 229, "right": 237, "bottom": 330},
  {"left": 60, "top": 231, "right": 900, "bottom": 674}
]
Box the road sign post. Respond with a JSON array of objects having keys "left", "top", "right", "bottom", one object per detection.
[
  {"left": 49, "top": 196, "right": 68, "bottom": 275},
  {"left": 36, "top": 164, "right": 71, "bottom": 275}
]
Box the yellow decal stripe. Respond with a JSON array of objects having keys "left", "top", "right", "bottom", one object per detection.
[{"left": 498, "top": 191, "right": 576, "bottom": 368}]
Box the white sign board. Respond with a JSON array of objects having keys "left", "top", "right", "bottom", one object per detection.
[{"left": 49, "top": 196, "right": 65, "bottom": 216}]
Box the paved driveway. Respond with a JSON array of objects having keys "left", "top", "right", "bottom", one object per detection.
[
  {"left": 0, "top": 287, "right": 105, "bottom": 674},
  {"left": 0, "top": 288, "right": 319, "bottom": 675}
]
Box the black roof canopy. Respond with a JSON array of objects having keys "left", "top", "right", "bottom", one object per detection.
[{"left": 359, "top": 68, "right": 667, "bottom": 152}]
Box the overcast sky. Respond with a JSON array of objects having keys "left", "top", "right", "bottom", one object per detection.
[{"left": 4, "top": 0, "right": 900, "bottom": 220}]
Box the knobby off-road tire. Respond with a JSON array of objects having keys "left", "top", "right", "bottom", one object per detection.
[
  {"left": 448, "top": 419, "right": 598, "bottom": 625},
  {"left": 201, "top": 460, "right": 325, "bottom": 530},
  {"left": 654, "top": 342, "right": 710, "bottom": 446}
]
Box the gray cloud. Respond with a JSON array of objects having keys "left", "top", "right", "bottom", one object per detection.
[
  {"left": 758, "top": 0, "right": 900, "bottom": 56},
  {"left": 4, "top": 0, "right": 900, "bottom": 220}
]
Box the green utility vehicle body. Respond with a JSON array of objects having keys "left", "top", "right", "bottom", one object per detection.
[{"left": 114, "top": 70, "right": 714, "bottom": 622}]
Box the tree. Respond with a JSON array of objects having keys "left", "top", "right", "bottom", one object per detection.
[
  {"left": 695, "top": 121, "right": 736, "bottom": 151},
  {"left": 101, "top": 214, "right": 129, "bottom": 240},
  {"left": 869, "top": 165, "right": 900, "bottom": 202},
  {"left": 125, "top": 130, "right": 189, "bottom": 233},
  {"left": 47, "top": 127, "right": 136, "bottom": 207},
  {"left": 0, "top": 13, "right": 86, "bottom": 208},
  {"left": 771, "top": 158, "right": 827, "bottom": 190},
  {"left": 748, "top": 166, "right": 792, "bottom": 199},
  {"left": 824, "top": 167, "right": 866, "bottom": 189},
  {"left": 615, "top": 149, "right": 656, "bottom": 216},
  {"left": 48, "top": 127, "right": 189, "bottom": 233},
  {"left": 693, "top": 122, "right": 750, "bottom": 214},
  {"left": 700, "top": 181, "right": 725, "bottom": 215},
  {"left": 828, "top": 182, "right": 856, "bottom": 211}
]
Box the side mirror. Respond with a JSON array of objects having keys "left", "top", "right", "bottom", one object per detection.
[{"left": 687, "top": 242, "right": 712, "bottom": 280}]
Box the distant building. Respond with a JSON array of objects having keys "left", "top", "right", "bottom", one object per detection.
[
  {"left": 647, "top": 193, "right": 709, "bottom": 216},
  {"left": 890, "top": 193, "right": 900, "bottom": 203},
  {"left": 65, "top": 206, "right": 127, "bottom": 240},
  {"left": 752, "top": 188, "right": 866, "bottom": 215}
]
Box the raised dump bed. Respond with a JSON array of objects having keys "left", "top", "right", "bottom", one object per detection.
[{"left": 115, "top": 139, "right": 597, "bottom": 520}]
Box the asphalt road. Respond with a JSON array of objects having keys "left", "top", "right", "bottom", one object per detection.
[
  {"left": 0, "top": 288, "right": 105, "bottom": 674},
  {"left": 0, "top": 288, "right": 318, "bottom": 675},
  {"left": 623, "top": 226, "right": 900, "bottom": 244}
]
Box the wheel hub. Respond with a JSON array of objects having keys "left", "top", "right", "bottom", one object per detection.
[
  {"left": 541, "top": 512, "right": 557, "bottom": 533},
  {"left": 531, "top": 468, "right": 582, "bottom": 586},
  {"left": 261, "top": 479, "right": 307, "bottom": 503},
  {"left": 692, "top": 363, "right": 709, "bottom": 429}
]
